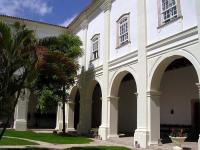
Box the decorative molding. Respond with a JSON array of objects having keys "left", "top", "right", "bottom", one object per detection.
[
  {"left": 68, "top": 0, "right": 103, "bottom": 31},
  {"left": 107, "top": 96, "right": 120, "bottom": 101},
  {"left": 147, "top": 26, "right": 198, "bottom": 52},
  {"left": 109, "top": 51, "right": 138, "bottom": 69},
  {"left": 100, "top": 0, "right": 112, "bottom": 12},
  {"left": 147, "top": 90, "right": 161, "bottom": 97},
  {"left": 147, "top": 38, "right": 199, "bottom": 59},
  {"left": 80, "top": 18, "right": 88, "bottom": 29}
]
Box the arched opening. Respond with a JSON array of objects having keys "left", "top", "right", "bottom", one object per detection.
[
  {"left": 150, "top": 56, "right": 200, "bottom": 144},
  {"left": 109, "top": 70, "right": 137, "bottom": 138},
  {"left": 118, "top": 73, "right": 137, "bottom": 136},
  {"left": 91, "top": 83, "right": 102, "bottom": 129},
  {"left": 27, "top": 93, "right": 56, "bottom": 129},
  {"left": 74, "top": 89, "right": 80, "bottom": 130}
]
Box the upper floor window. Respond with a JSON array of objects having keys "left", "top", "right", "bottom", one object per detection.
[
  {"left": 158, "top": 0, "right": 182, "bottom": 27},
  {"left": 117, "top": 13, "right": 130, "bottom": 48},
  {"left": 91, "top": 34, "right": 100, "bottom": 60}
]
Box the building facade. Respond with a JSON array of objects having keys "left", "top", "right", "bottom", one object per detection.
[{"left": 55, "top": 0, "right": 200, "bottom": 148}]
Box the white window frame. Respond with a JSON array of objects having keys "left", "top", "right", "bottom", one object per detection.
[
  {"left": 91, "top": 34, "right": 100, "bottom": 61},
  {"left": 158, "top": 0, "right": 182, "bottom": 27},
  {"left": 116, "top": 13, "right": 130, "bottom": 48}
]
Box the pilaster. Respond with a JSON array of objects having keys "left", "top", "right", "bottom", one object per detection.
[
  {"left": 196, "top": 0, "right": 200, "bottom": 43},
  {"left": 77, "top": 97, "right": 92, "bottom": 134},
  {"left": 198, "top": 134, "right": 200, "bottom": 150},
  {"left": 66, "top": 101, "right": 75, "bottom": 131},
  {"left": 80, "top": 18, "right": 88, "bottom": 69},
  {"left": 98, "top": 0, "right": 112, "bottom": 140},
  {"left": 147, "top": 90, "right": 161, "bottom": 145},
  {"left": 196, "top": 83, "right": 200, "bottom": 150},
  {"left": 14, "top": 89, "right": 30, "bottom": 131},
  {"left": 134, "top": 0, "right": 148, "bottom": 148},
  {"left": 107, "top": 96, "right": 119, "bottom": 138}
]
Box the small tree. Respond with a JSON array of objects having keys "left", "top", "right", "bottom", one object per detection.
[
  {"left": 0, "top": 22, "right": 37, "bottom": 140},
  {"left": 34, "top": 33, "right": 82, "bottom": 134}
]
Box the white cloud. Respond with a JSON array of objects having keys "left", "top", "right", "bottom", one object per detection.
[
  {"left": 0, "top": 0, "right": 52, "bottom": 16},
  {"left": 60, "top": 14, "right": 77, "bottom": 27}
]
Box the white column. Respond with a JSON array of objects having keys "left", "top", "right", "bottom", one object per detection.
[
  {"left": 196, "top": 83, "right": 200, "bottom": 150},
  {"left": 134, "top": 0, "right": 148, "bottom": 148},
  {"left": 199, "top": 134, "right": 200, "bottom": 150},
  {"left": 80, "top": 18, "right": 88, "bottom": 69},
  {"left": 55, "top": 102, "right": 62, "bottom": 130},
  {"left": 108, "top": 96, "right": 119, "bottom": 138},
  {"left": 14, "top": 89, "right": 30, "bottom": 131},
  {"left": 66, "top": 101, "right": 75, "bottom": 131},
  {"left": 55, "top": 102, "right": 68, "bottom": 132},
  {"left": 147, "top": 90, "right": 161, "bottom": 145},
  {"left": 98, "top": 0, "right": 111, "bottom": 140},
  {"left": 196, "top": 0, "right": 200, "bottom": 43}
]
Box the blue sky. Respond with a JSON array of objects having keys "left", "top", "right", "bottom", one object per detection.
[{"left": 0, "top": 0, "right": 91, "bottom": 27}]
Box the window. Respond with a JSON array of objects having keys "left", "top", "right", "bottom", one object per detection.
[
  {"left": 117, "top": 13, "right": 130, "bottom": 47},
  {"left": 158, "top": 0, "right": 182, "bottom": 26},
  {"left": 91, "top": 34, "right": 100, "bottom": 60}
]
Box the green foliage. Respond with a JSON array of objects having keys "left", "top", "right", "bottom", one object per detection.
[
  {"left": 36, "top": 87, "right": 61, "bottom": 113},
  {"left": 0, "top": 21, "right": 37, "bottom": 128},
  {"left": 34, "top": 33, "right": 82, "bottom": 113}
]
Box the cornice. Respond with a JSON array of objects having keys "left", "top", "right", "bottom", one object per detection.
[
  {"left": 147, "top": 36, "right": 199, "bottom": 59},
  {"left": 68, "top": 0, "right": 104, "bottom": 32},
  {"left": 100, "top": 0, "right": 112, "bottom": 12},
  {"left": 80, "top": 18, "right": 89, "bottom": 29},
  {"left": 109, "top": 51, "right": 138, "bottom": 69},
  {"left": 147, "top": 26, "right": 198, "bottom": 51}
]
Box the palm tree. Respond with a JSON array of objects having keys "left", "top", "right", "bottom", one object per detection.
[{"left": 0, "top": 21, "right": 37, "bottom": 140}]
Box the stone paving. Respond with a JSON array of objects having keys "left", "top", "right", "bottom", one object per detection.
[{"left": 108, "top": 137, "right": 198, "bottom": 150}]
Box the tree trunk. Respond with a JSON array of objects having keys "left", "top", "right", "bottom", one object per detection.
[
  {"left": 62, "top": 85, "right": 66, "bottom": 134},
  {"left": 0, "top": 89, "right": 21, "bottom": 140}
]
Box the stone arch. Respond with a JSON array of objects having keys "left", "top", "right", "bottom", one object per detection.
[
  {"left": 90, "top": 80, "right": 102, "bottom": 129},
  {"left": 67, "top": 85, "right": 80, "bottom": 130},
  {"left": 69, "top": 86, "right": 79, "bottom": 102},
  {"left": 148, "top": 49, "right": 200, "bottom": 144},
  {"left": 109, "top": 67, "right": 138, "bottom": 137},
  {"left": 149, "top": 50, "right": 200, "bottom": 91},
  {"left": 109, "top": 66, "right": 138, "bottom": 97}
]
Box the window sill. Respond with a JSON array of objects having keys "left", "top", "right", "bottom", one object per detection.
[
  {"left": 90, "top": 57, "right": 99, "bottom": 62},
  {"left": 157, "top": 16, "right": 183, "bottom": 29},
  {"left": 116, "top": 41, "right": 131, "bottom": 49}
]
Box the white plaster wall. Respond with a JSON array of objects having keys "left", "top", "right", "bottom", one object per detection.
[
  {"left": 86, "top": 8, "right": 104, "bottom": 69},
  {"left": 146, "top": 0, "right": 197, "bottom": 45},
  {"left": 118, "top": 77, "right": 137, "bottom": 133},
  {"left": 74, "top": 28, "right": 84, "bottom": 74},
  {"left": 0, "top": 16, "right": 66, "bottom": 39},
  {"left": 160, "top": 66, "right": 198, "bottom": 125},
  {"left": 110, "top": 0, "right": 138, "bottom": 61}
]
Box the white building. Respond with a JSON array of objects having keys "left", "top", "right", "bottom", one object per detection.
[
  {"left": 1, "top": 0, "right": 200, "bottom": 148},
  {"left": 56, "top": 0, "right": 200, "bottom": 148}
]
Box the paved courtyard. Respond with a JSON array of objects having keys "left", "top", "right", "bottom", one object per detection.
[{"left": 0, "top": 135, "right": 198, "bottom": 150}]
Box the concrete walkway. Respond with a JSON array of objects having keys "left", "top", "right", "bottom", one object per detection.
[{"left": 1, "top": 136, "right": 198, "bottom": 150}]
